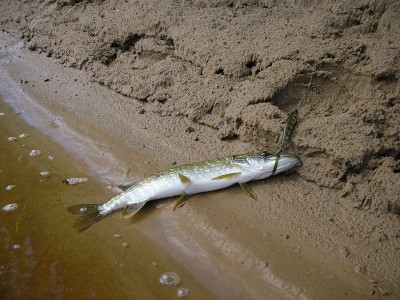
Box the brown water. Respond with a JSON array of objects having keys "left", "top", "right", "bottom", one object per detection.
[{"left": 0, "top": 99, "right": 214, "bottom": 299}]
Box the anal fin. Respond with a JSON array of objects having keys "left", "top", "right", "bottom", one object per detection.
[
  {"left": 120, "top": 202, "right": 147, "bottom": 218},
  {"left": 239, "top": 183, "right": 257, "bottom": 200},
  {"left": 173, "top": 192, "right": 192, "bottom": 211}
]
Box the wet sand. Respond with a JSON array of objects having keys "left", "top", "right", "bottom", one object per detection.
[{"left": 0, "top": 21, "right": 399, "bottom": 300}]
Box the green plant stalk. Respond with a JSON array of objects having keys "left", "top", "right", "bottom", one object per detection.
[{"left": 15, "top": 200, "right": 28, "bottom": 233}]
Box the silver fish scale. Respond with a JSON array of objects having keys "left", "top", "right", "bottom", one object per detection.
[{"left": 179, "top": 162, "right": 240, "bottom": 180}]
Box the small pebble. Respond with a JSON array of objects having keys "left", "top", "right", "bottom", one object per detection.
[
  {"left": 79, "top": 207, "right": 87, "bottom": 213},
  {"left": 185, "top": 127, "right": 194, "bottom": 133},
  {"left": 0, "top": 112, "right": 5, "bottom": 116},
  {"left": 63, "top": 177, "right": 88, "bottom": 185},
  {"left": 152, "top": 261, "right": 158, "bottom": 267},
  {"left": 159, "top": 272, "right": 180, "bottom": 286},
  {"left": 18, "top": 133, "right": 29, "bottom": 139},
  {"left": 48, "top": 155, "right": 55, "bottom": 160},
  {"left": 122, "top": 242, "right": 129, "bottom": 248},
  {"left": 355, "top": 265, "right": 366, "bottom": 274},
  {"left": 7, "top": 137, "right": 16, "bottom": 141},
  {"left": 12, "top": 244, "right": 21, "bottom": 250},
  {"left": 29, "top": 149, "right": 41, "bottom": 156},
  {"left": 177, "top": 288, "right": 189, "bottom": 298},
  {"left": 2, "top": 203, "right": 18, "bottom": 211},
  {"left": 368, "top": 278, "right": 378, "bottom": 284},
  {"left": 113, "top": 233, "right": 121, "bottom": 238},
  {"left": 40, "top": 171, "right": 50, "bottom": 176},
  {"left": 4, "top": 185, "right": 15, "bottom": 191},
  {"left": 338, "top": 247, "right": 350, "bottom": 259}
]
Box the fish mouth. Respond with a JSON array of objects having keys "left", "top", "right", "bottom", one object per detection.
[{"left": 274, "top": 155, "right": 301, "bottom": 173}]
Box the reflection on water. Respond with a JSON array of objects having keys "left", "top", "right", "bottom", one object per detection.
[{"left": 0, "top": 99, "right": 211, "bottom": 299}]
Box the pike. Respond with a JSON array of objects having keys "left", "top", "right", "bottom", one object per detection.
[{"left": 68, "top": 152, "right": 300, "bottom": 231}]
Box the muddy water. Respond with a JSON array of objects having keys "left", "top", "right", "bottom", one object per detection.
[{"left": 0, "top": 99, "right": 214, "bottom": 299}]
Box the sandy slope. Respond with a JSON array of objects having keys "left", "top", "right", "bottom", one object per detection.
[{"left": 1, "top": 0, "right": 399, "bottom": 298}]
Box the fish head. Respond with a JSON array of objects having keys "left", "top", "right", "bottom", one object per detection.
[{"left": 238, "top": 152, "right": 300, "bottom": 179}]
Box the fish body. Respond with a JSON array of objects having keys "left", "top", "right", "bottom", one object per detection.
[{"left": 68, "top": 152, "right": 300, "bottom": 231}]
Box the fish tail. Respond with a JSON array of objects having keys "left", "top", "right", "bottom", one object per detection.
[{"left": 67, "top": 204, "right": 105, "bottom": 231}]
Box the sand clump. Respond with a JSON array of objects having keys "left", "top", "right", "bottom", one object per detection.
[{"left": 1, "top": 0, "right": 399, "bottom": 296}]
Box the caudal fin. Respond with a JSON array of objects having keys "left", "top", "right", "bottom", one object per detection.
[{"left": 67, "top": 204, "right": 105, "bottom": 231}]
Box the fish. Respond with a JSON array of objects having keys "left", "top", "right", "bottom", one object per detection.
[{"left": 68, "top": 152, "right": 300, "bottom": 231}]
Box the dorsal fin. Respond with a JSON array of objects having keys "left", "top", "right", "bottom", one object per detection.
[{"left": 118, "top": 181, "right": 139, "bottom": 191}]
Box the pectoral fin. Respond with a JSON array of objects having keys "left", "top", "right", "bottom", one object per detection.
[
  {"left": 211, "top": 172, "right": 241, "bottom": 180},
  {"left": 239, "top": 182, "right": 257, "bottom": 200},
  {"left": 173, "top": 192, "right": 192, "bottom": 211},
  {"left": 178, "top": 173, "right": 192, "bottom": 186},
  {"left": 120, "top": 202, "right": 147, "bottom": 218}
]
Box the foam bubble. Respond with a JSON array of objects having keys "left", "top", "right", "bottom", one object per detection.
[
  {"left": 4, "top": 185, "right": 15, "bottom": 191},
  {"left": 2, "top": 203, "right": 18, "bottom": 211},
  {"left": 29, "top": 149, "right": 41, "bottom": 156},
  {"left": 64, "top": 177, "right": 89, "bottom": 185},
  {"left": 177, "top": 288, "right": 189, "bottom": 298},
  {"left": 159, "top": 272, "right": 180, "bottom": 286}
]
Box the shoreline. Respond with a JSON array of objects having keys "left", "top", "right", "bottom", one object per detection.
[{"left": 1, "top": 21, "right": 399, "bottom": 300}]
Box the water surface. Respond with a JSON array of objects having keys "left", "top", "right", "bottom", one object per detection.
[{"left": 0, "top": 99, "right": 211, "bottom": 299}]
